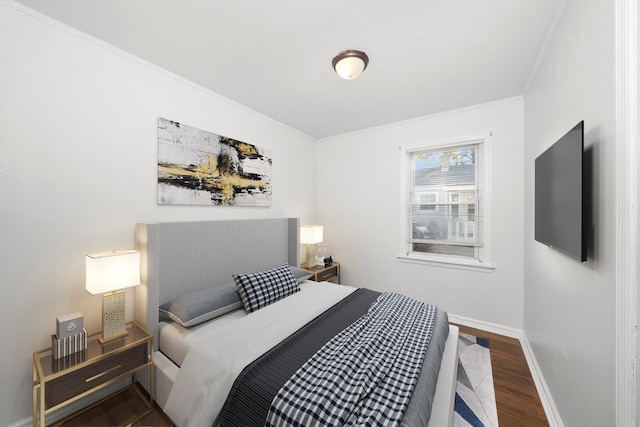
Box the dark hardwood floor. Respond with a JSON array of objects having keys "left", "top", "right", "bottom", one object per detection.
[
  {"left": 454, "top": 323, "right": 549, "bottom": 427},
  {"left": 53, "top": 325, "right": 548, "bottom": 427},
  {"left": 52, "top": 383, "right": 173, "bottom": 427}
]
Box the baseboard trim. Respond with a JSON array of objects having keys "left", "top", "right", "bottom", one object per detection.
[
  {"left": 7, "top": 417, "right": 30, "bottom": 427},
  {"left": 448, "top": 314, "right": 565, "bottom": 427},
  {"left": 519, "top": 333, "right": 566, "bottom": 427},
  {"left": 448, "top": 314, "right": 522, "bottom": 339}
]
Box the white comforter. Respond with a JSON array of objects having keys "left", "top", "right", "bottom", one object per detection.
[{"left": 164, "top": 281, "right": 356, "bottom": 427}]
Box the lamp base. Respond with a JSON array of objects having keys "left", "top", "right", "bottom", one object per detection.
[
  {"left": 306, "top": 244, "right": 316, "bottom": 269},
  {"left": 98, "top": 330, "right": 128, "bottom": 345},
  {"left": 100, "top": 290, "right": 127, "bottom": 344}
]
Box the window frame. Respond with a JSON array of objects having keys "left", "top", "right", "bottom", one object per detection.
[{"left": 398, "top": 134, "right": 494, "bottom": 271}]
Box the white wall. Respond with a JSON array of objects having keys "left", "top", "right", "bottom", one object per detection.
[
  {"left": 523, "top": 1, "right": 616, "bottom": 425},
  {"left": 0, "top": 3, "right": 316, "bottom": 425},
  {"left": 316, "top": 98, "right": 525, "bottom": 329}
]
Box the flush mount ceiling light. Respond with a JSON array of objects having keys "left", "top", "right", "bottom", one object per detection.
[{"left": 332, "top": 49, "right": 369, "bottom": 80}]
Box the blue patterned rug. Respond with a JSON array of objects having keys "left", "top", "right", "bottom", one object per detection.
[{"left": 454, "top": 333, "right": 499, "bottom": 427}]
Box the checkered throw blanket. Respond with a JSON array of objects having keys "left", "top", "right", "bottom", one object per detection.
[{"left": 265, "top": 292, "right": 438, "bottom": 427}]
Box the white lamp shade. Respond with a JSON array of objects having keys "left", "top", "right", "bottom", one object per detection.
[
  {"left": 334, "top": 56, "right": 367, "bottom": 80},
  {"left": 300, "top": 225, "right": 323, "bottom": 245},
  {"left": 86, "top": 250, "right": 140, "bottom": 295}
]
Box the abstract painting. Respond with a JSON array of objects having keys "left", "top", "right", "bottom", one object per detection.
[{"left": 158, "top": 118, "right": 272, "bottom": 206}]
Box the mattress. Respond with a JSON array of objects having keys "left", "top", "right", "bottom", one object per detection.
[
  {"left": 161, "top": 282, "right": 448, "bottom": 427},
  {"left": 157, "top": 281, "right": 351, "bottom": 367},
  {"left": 159, "top": 309, "right": 246, "bottom": 367}
]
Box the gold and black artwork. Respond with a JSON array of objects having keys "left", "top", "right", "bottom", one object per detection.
[{"left": 158, "top": 118, "right": 272, "bottom": 206}]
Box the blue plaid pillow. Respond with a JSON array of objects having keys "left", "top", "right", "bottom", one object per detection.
[{"left": 233, "top": 263, "right": 300, "bottom": 313}]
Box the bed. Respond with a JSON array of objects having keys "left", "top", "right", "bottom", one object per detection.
[{"left": 134, "top": 218, "right": 459, "bottom": 427}]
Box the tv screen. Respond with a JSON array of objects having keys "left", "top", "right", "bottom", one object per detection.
[{"left": 535, "top": 121, "right": 586, "bottom": 261}]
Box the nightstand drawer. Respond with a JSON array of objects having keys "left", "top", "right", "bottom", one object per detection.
[
  {"left": 45, "top": 342, "right": 148, "bottom": 409},
  {"left": 316, "top": 265, "right": 338, "bottom": 282}
]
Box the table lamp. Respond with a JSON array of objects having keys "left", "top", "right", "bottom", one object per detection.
[
  {"left": 86, "top": 250, "right": 140, "bottom": 343},
  {"left": 300, "top": 225, "right": 323, "bottom": 268}
]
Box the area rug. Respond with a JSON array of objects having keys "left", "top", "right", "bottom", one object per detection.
[{"left": 453, "top": 333, "right": 499, "bottom": 427}]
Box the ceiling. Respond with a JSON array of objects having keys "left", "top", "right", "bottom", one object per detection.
[{"left": 16, "top": 0, "right": 563, "bottom": 139}]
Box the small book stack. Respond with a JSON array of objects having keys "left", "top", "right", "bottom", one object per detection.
[{"left": 51, "top": 328, "right": 88, "bottom": 360}]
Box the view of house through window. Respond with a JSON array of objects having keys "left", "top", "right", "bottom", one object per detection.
[{"left": 408, "top": 141, "right": 484, "bottom": 259}]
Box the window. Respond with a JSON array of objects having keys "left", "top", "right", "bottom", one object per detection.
[
  {"left": 418, "top": 192, "right": 438, "bottom": 211},
  {"left": 400, "top": 135, "right": 493, "bottom": 270}
]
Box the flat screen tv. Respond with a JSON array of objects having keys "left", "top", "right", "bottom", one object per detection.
[{"left": 535, "top": 121, "right": 586, "bottom": 261}]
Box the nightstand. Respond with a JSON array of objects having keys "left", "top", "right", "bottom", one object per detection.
[
  {"left": 302, "top": 262, "right": 341, "bottom": 284},
  {"left": 33, "top": 321, "right": 154, "bottom": 427}
]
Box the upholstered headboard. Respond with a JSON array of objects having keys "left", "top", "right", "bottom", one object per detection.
[{"left": 134, "top": 218, "right": 300, "bottom": 348}]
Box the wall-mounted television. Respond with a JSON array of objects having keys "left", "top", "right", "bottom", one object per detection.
[{"left": 535, "top": 121, "right": 586, "bottom": 262}]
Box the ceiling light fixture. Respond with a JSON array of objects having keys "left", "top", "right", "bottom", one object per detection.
[{"left": 332, "top": 49, "right": 369, "bottom": 80}]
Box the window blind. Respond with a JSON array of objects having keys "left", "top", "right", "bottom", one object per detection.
[{"left": 407, "top": 140, "right": 485, "bottom": 257}]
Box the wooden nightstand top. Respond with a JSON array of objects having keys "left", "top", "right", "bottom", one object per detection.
[
  {"left": 301, "top": 261, "right": 339, "bottom": 272},
  {"left": 301, "top": 262, "right": 340, "bottom": 284}
]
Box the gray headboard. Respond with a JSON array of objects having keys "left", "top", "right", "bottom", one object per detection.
[{"left": 134, "top": 218, "right": 300, "bottom": 348}]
